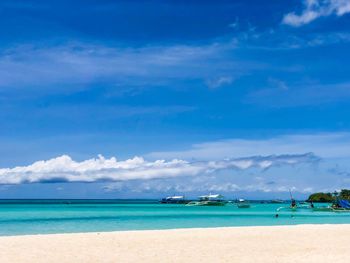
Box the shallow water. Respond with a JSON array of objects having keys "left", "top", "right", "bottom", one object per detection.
[{"left": 0, "top": 200, "right": 349, "bottom": 236}]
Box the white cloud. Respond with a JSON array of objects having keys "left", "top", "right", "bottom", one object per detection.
[
  {"left": 0, "top": 33, "right": 346, "bottom": 95},
  {"left": 0, "top": 42, "right": 248, "bottom": 91},
  {"left": 0, "top": 43, "right": 202, "bottom": 87},
  {"left": 283, "top": 0, "right": 350, "bottom": 27},
  {"left": 147, "top": 133, "right": 350, "bottom": 160},
  {"left": 206, "top": 76, "right": 233, "bottom": 89},
  {"left": 0, "top": 153, "right": 318, "bottom": 184},
  {"left": 102, "top": 179, "right": 316, "bottom": 196}
]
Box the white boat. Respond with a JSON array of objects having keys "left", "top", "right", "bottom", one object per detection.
[
  {"left": 186, "top": 194, "right": 226, "bottom": 206},
  {"left": 159, "top": 195, "right": 188, "bottom": 204}
]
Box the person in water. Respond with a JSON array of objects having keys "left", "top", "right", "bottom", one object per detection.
[
  {"left": 291, "top": 199, "right": 297, "bottom": 208},
  {"left": 310, "top": 201, "right": 314, "bottom": 208}
]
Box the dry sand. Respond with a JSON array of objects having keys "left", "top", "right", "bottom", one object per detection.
[{"left": 0, "top": 224, "right": 349, "bottom": 263}]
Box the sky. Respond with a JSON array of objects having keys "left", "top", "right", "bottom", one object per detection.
[{"left": 1, "top": 0, "right": 350, "bottom": 199}]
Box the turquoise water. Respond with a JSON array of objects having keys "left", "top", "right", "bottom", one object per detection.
[{"left": 1, "top": 200, "right": 350, "bottom": 236}]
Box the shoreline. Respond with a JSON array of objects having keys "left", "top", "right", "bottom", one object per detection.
[
  {"left": 1, "top": 222, "right": 350, "bottom": 237},
  {"left": 1, "top": 224, "right": 350, "bottom": 262}
]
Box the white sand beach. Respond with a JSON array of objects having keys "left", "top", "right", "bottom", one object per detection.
[{"left": 0, "top": 224, "right": 349, "bottom": 263}]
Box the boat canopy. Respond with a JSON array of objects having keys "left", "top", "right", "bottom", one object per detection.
[
  {"left": 199, "top": 194, "right": 223, "bottom": 200},
  {"left": 338, "top": 200, "right": 350, "bottom": 209},
  {"left": 166, "top": 196, "right": 184, "bottom": 200}
]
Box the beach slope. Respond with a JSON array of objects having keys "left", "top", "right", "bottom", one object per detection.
[{"left": 0, "top": 225, "right": 349, "bottom": 263}]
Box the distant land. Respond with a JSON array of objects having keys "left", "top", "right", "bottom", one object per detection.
[{"left": 307, "top": 189, "right": 350, "bottom": 202}]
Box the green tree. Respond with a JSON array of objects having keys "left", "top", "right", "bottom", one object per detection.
[
  {"left": 307, "top": 192, "right": 334, "bottom": 203},
  {"left": 340, "top": 189, "right": 350, "bottom": 200}
]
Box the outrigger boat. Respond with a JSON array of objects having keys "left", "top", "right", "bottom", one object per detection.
[
  {"left": 159, "top": 195, "right": 188, "bottom": 204},
  {"left": 275, "top": 200, "right": 311, "bottom": 213},
  {"left": 236, "top": 198, "right": 250, "bottom": 208},
  {"left": 312, "top": 194, "right": 350, "bottom": 212},
  {"left": 186, "top": 194, "right": 226, "bottom": 206},
  {"left": 276, "top": 190, "right": 310, "bottom": 213},
  {"left": 331, "top": 199, "right": 350, "bottom": 212},
  {"left": 275, "top": 190, "right": 350, "bottom": 214}
]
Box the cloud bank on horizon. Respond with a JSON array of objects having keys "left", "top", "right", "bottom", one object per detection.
[
  {"left": 0, "top": 153, "right": 318, "bottom": 184},
  {"left": 148, "top": 133, "right": 350, "bottom": 160}
]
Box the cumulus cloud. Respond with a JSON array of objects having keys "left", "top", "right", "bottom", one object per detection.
[
  {"left": 283, "top": 0, "right": 350, "bottom": 27},
  {"left": 0, "top": 153, "right": 319, "bottom": 184}
]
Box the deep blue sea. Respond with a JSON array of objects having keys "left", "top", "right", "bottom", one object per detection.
[{"left": 1, "top": 199, "right": 350, "bottom": 236}]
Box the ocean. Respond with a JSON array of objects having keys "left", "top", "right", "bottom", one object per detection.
[{"left": 1, "top": 199, "right": 350, "bottom": 236}]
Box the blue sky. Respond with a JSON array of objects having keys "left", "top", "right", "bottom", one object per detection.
[{"left": 1, "top": 0, "right": 350, "bottom": 199}]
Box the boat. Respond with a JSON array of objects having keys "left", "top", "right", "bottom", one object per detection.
[
  {"left": 186, "top": 194, "right": 226, "bottom": 206},
  {"left": 312, "top": 204, "right": 350, "bottom": 212},
  {"left": 275, "top": 190, "right": 310, "bottom": 213},
  {"left": 236, "top": 198, "right": 250, "bottom": 208},
  {"left": 330, "top": 199, "right": 350, "bottom": 212},
  {"left": 312, "top": 192, "right": 350, "bottom": 212},
  {"left": 276, "top": 198, "right": 307, "bottom": 211},
  {"left": 159, "top": 195, "right": 188, "bottom": 204}
]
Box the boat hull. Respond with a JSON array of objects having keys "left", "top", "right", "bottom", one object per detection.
[
  {"left": 186, "top": 201, "right": 226, "bottom": 206},
  {"left": 159, "top": 200, "right": 190, "bottom": 204}
]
